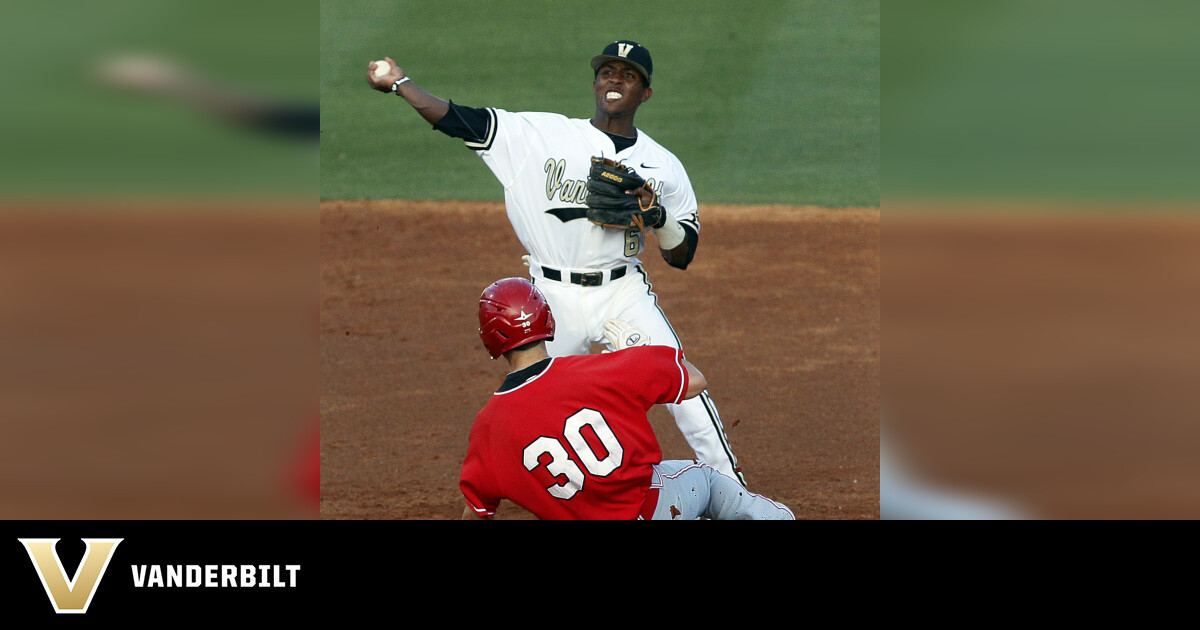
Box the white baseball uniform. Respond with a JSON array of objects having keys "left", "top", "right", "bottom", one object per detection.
[{"left": 440, "top": 106, "right": 744, "bottom": 484}]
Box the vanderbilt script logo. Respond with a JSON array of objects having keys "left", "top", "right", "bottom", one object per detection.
[
  {"left": 19, "top": 538, "right": 123, "bottom": 614},
  {"left": 544, "top": 158, "right": 663, "bottom": 205}
]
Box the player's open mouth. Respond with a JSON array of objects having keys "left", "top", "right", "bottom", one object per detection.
[{"left": 605, "top": 91, "right": 622, "bottom": 101}]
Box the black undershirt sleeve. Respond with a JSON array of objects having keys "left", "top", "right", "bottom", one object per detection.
[
  {"left": 432, "top": 100, "right": 491, "bottom": 143},
  {"left": 677, "top": 223, "right": 700, "bottom": 268}
]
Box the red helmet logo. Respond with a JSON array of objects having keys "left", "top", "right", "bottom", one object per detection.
[{"left": 478, "top": 278, "right": 555, "bottom": 358}]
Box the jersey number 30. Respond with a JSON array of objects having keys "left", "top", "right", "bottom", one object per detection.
[{"left": 522, "top": 408, "right": 624, "bottom": 500}]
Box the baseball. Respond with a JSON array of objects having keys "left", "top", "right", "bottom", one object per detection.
[{"left": 372, "top": 60, "right": 391, "bottom": 77}]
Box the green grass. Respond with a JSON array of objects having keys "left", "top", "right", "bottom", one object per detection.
[
  {"left": 0, "top": 0, "right": 318, "bottom": 201},
  {"left": 883, "top": 1, "right": 1200, "bottom": 205},
  {"left": 320, "top": 0, "right": 879, "bottom": 207}
]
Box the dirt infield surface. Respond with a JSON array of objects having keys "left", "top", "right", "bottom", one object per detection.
[
  {"left": 883, "top": 210, "right": 1200, "bottom": 519},
  {"left": 320, "top": 200, "right": 879, "bottom": 519}
]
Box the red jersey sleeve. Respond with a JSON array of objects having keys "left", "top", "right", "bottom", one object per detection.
[
  {"left": 459, "top": 420, "right": 502, "bottom": 519},
  {"left": 610, "top": 346, "right": 689, "bottom": 406}
]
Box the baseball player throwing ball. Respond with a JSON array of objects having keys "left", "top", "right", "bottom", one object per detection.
[
  {"left": 368, "top": 40, "right": 746, "bottom": 485},
  {"left": 460, "top": 278, "right": 793, "bottom": 520}
]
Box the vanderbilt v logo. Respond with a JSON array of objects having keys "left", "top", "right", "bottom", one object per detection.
[{"left": 18, "top": 538, "right": 123, "bottom": 614}]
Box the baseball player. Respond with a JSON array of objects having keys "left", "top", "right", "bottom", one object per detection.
[
  {"left": 460, "top": 277, "right": 793, "bottom": 520},
  {"left": 369, "top": 40, "right": 746, "bottom": 485}
]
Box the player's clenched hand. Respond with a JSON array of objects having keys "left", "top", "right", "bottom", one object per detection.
[
  {"left": 367, "top": 57, "right": 404, "bottom": 92},
  {"left": 602, "top": 319, "right": 650, "bottom": 353},
  {"left": 628, "top": 186, "right": 657, "bottom": 212}
]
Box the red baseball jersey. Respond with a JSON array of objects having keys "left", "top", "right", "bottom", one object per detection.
[{"left": 460, "top": 345, "right": 689, "bottom": 519}]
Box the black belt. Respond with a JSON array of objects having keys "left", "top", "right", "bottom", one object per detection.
[{"left": 540, "top": 265, "right": 627, "bottom": 287}]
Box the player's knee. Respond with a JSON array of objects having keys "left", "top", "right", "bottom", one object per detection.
[{"left": 771, "top": 503, "right": 796, "bottom": 520}]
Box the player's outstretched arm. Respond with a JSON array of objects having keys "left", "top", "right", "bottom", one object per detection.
[
  {"left": 367, "top": 57, "right": 450, "bottom": 126},
  {"left": 682, "top": 359, "right": 708, "bottom": 400},
  {"left": 602, "top": 319, "right": 706, "bottom": 398}
]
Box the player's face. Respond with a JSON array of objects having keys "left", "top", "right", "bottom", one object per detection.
[{"left": 593, "top": 61, "right": 651, "bottom": 117}]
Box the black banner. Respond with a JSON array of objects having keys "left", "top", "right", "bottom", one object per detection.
[{"left": 0, "top": 521, "right": 503, "bottom": 620}]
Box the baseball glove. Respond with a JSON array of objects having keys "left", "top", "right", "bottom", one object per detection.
[{"left": 585, "top": 157, "right": 666, "bottom": 231}]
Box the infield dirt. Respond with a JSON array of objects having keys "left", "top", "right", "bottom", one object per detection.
[{"left": 319, "top": 200, "right": 880, "bottom": 519}]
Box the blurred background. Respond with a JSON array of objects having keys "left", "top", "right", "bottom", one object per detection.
[
  {"left": 883, "top": 1, "right": 1200, "bottom": 519},
  {"left": 0, "top": 0, "right": 318, "bottom": 518},
  {"left": 0, "top": 0, "right": 317, "bottom": 201},
  {"left": 320, "top": 0, "right": 879, "bottom": 208}
]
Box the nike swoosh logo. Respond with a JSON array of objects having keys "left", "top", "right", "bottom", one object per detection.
[{"left": 640, "top": 163, "right": 658, "bottom": 169}]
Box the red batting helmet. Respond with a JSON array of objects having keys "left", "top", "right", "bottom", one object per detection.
[{"left": 478, "top": 277, "right": 555, "bottom": 359}]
